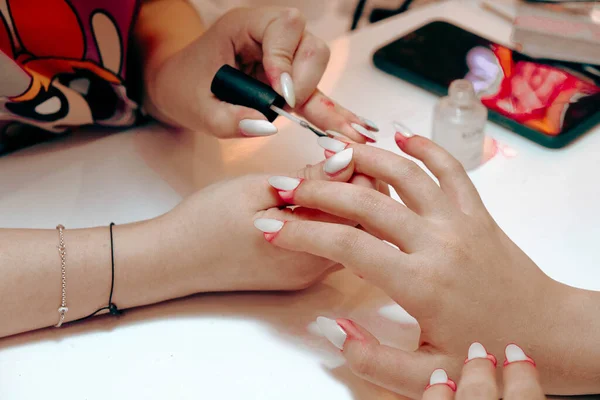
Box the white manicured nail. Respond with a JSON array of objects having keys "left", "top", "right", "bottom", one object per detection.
[
  {"left": 324, "top": 148, "right": 353, "bottom": 175},
  {"left": 316, "top": 317, "right": 347, "bottom": 350},
  {"left": 505, "top": 344, "right": 528, "bottom": 363},
  {"left": 317, "top": 137, "right": 347, "bottom": 153},
  {"left": 268, "top": 176, "right": 301, "bottom": 191},
  {"left": 468, "top": 342, "right": 488, "bottom": 361},
  {"left": 360, "top": 116, "right": 379, "bottom": 132},
  {"left": 393, "top": 120, "right": 414, "bottom": 138},
  {"left": 253, "top": 218, "right": 284, "bottom": 233},
  {"left": 429, "top": 369, "right": 449, "bottom": 385},
  {"left": 351, "top": 123, "right": 376, "bottom": 141},
  {"left": 280, "top": 72, "right": 296, "bottom": 108},
  {"left": 239, "top": 120, "right": 278, "bottom": 136}
]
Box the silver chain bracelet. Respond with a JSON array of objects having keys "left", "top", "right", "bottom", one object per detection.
[{"left": 55, "top": 224, "right": 69, "bottom": 328}]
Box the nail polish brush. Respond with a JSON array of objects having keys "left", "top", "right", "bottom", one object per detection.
[{"left": 211, "top": 65, "right": 328, "bottom": 137}]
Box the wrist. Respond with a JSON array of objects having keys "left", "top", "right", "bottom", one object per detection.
[{"left": 110, "top": 217, "right": 204, "bottom": 309}]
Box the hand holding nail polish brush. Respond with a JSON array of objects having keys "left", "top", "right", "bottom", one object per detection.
[
  {"left": 211, "top": 65, "right": 379, "bottom": 141},
  {"left": 211, "top": 65, "right": 329, "bottom": 137}
]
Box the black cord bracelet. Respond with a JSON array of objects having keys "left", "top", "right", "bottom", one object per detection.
[{"left": 73, "top": 222, "right": 122, "bottom": 323}]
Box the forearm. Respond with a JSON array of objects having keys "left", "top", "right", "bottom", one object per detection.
[
  {"left": 134, "top": 0, "right": 205, "bottom": 124},
  {"left": 0, "top": 217, "right": 209, "bottom": 338}
]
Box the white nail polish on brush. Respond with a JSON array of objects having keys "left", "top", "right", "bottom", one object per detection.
[
  {"left": 317, "top": 137, "right": 347, "bottom": 153},
  {"left": 280, "top": 72, "right": 296, "bottom": 108},
  {"left": 324, "top": 148, "right": 353, "bottom": 174},
  {"left": 239, "top": 120, "right": 278, "bottom": 136},
  {"left": 316, "top": 317, "right": 347, "bottom": 350},
  {"left": 351, "top": 123, "right": 376, "bottom": 141},
  {"left": 253, "top": 218, "right": 284, "bottom": 233},
  {"left": 268, "top": 176, "right": 301, "bottom": 191}
]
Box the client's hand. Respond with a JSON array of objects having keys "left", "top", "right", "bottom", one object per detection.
[
  {"left": 252, "top": 136, "right": 600, "bottom": 397},
  {"left": 422, "top": 342, "right": 545, "bottom": 399},
  {"left": 149, "top": 7, "right": 378, "bottom": 142},
  {"left": 156, "top": 147, "right": 366, "bottom": 293}
]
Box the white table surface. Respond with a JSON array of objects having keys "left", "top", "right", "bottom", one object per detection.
[{"left": 1, "top": 2, "right": 599, "bottom": 399}]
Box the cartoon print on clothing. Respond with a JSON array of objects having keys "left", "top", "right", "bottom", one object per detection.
[{"left": 0, "top": 0, "right": 140, "bottom": 152}]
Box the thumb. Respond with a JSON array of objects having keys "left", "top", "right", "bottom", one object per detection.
[{"left": 316, "top": 317, "right": 445, "bottom": 399}]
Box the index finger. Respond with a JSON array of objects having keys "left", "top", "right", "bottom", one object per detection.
[
  {"left": 456, "top": 343, "right": 498, "bottom": 400},
  {"left": 246, "top": 7, "right": 307, "bottom": 108},
  {"left": 503, "top": 344, "right": 545, "bottom": 400}
]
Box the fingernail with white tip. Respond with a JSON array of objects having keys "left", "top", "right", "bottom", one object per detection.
[
  {"left": 504, "top": 344, "right": 535, "bottom": 367},
  {"left": 360, "top": 117, "right": 379, "bottom": 132},
  {"left": 240, "top": 120, "right": 278, "bottom": 136},
  {"left": 316, "top": 317, "right": 347, "bottom": 350},
  {"left": 425, "top": 369, "right": 457, "bottom": 392},
  {"left": 351, "top": 123, "right": 376, "bottom": 142},
  {"left": 317, "top": 137, "right": 347, "bottom": 153},
  {"left": 430, "top": 369, "right": 449, "bottom": 385},
  {"left": 253, "top": 218, "right": 284, "bottom": 233},
  {"left": 324, "top": 148, "right": 353, "bottom": 175},
  {"left": 268, "top": 176, "right": 301, "bottom": 191},
  {"left": 393, "top": 120, "right": 414, "bottom": 138},
  {"left": 466, "top": 342, "right": 497, "bottom": 366},
  {"left": 280, "top": 72, "right": 296, "bottom": 108},
  {"left": 468, "top": 342, "right": 487, "bottom": 360}
]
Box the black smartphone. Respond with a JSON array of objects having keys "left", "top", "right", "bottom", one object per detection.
[{"left": 372, "top": 21, "right": 600, "bottom": 148}]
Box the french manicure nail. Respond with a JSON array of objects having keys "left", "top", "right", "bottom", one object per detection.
[
  {"left": 425, "top": 369, "right": 457, "bottom": 392},
  {"left": 504, "top": 344, "right": 536, "bottom": 367},
  {"left": 280, "top": 72, "right": 296, "bottom": 108},
  {"left": 317, "top": 137, "right": 347, "bottom": 153},
  {"left": 393, "top": 120, "right": 414, "bottom": 138},
  {"left": 268, "top": 176, "right": 301, "bottom": 191},
  {"left": 239, "top": 120, "right": 278, "bottom": 136},
  {"left": 316, "top": 316, "right": 347, "bottom": 350},
  {"left": 253, "top": 218, "right": 284, "bottom": 233},
  {"left": 324, "top": 148, "right": 353, "bottom": 175},
  {"left": 351, "top": 123, "right": 376, "bottom": 142},
  {"left": 360, "top": 116, "right": 379, "bottom": 132},
  {"left": 466, "top": 342, "right": 497, "bottom": 366}
]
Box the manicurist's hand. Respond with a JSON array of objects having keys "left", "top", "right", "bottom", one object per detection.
[
  {"left": 252, "top": 135, "right": 600, "bottom": 398},
  {"left": 144, "top": 6, "right": 378, "bottom": 142}
]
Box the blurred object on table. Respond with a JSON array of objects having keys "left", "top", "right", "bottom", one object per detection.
[{"left": 512, "top": 0, "right": 600, "bottom": 64}]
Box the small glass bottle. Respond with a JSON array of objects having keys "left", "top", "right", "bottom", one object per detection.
[{"left": 432, "top": 79, "right": 487, "bottom": 171}]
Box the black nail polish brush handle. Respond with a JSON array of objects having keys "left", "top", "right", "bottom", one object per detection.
[{"left": 210, "top": 65, "right": 328, "bottom": 137}]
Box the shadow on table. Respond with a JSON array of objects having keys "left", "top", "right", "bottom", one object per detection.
[{"left": 0, "top": 270, "right": 418, "bottom": 400}]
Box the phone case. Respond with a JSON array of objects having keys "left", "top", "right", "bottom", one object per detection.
[{"left": 372, "top": 22, "right": 600, "bottom": 149}]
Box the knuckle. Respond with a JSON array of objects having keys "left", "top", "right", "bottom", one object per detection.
[
  {"left": 441, "top": 157, "right": 466, "bottom": 177},
  {"left": 305, "top": 37, "right": 330, "bottom": 61},
  {"left": 282, "top": 7, "right": 306, "bottom": 26},
  {"left": 397, "top": 158, "right": 422, "bottom": 180},
  {"left": 353, "top": 189, "right": 382, "bottom": 218},
  {"left": 331, "top": 226, "right": 361, "bottom": 253}
]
